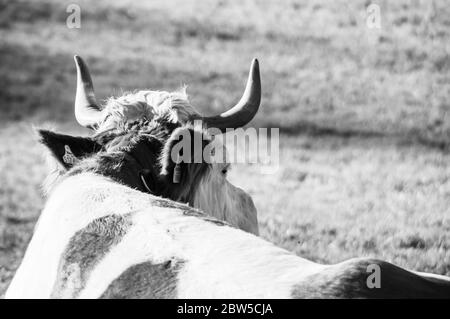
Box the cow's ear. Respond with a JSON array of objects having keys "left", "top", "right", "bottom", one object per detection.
[
  {"left": 159, "top": 126, "right": 211, "bottom": 201},
  {"left": 38, "top": 129, "right": 101, "bottom": 169}
]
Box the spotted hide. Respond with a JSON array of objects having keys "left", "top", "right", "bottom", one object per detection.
[
  {"left": 6, "top": 172, "right": 450, "bottom": 298},
  {"left": 6, "top": 56, "right": 450, "bottom": 298}
]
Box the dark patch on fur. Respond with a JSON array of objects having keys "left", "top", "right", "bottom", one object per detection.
[
  {"left": 51, "top": 214, "right": 133, "bottom": 298},
  {"left": 99, "top": 259, "right": 185, "bottom": 299},
  {"left": 68, "top": 135, "right": 165, "bottom": 194},
  {"left": 291, "top": 258, "right": 450, "bottom": 299}
]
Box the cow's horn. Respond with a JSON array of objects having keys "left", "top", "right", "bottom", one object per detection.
[
  {"left": 74, "top": 55, "right": 104, "bottom": 128},
  {"left": 200, "top": 58, "right": 261, "bottom": 132}
]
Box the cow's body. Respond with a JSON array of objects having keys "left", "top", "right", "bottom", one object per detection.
[
  {"left": 6, "top": 56, "right": 450, "bottom": 298},
  {"left": 6, "top": 172, "right": 315, "bottom": 298},
  {"left": 7, "top": 172, "right": 450, "bottom": 298}
]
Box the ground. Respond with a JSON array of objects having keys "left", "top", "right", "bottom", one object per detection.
[{"left": 0, "top": 0, "right": 449, "bottom": 295}]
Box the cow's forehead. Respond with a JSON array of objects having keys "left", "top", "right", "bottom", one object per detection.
[{"left": 96, "top": 89, "right": 199, "bottom": 134}]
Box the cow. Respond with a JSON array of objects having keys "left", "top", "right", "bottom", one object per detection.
[
  {"left": 46, "top": 56, "right": 261, "bottom": 236},
  {"left": 5, "top": 57, "right": 450, "bottom": 298}
]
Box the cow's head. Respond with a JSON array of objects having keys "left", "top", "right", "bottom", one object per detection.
[{"left": 38, "top": 56, "right": 261, "bottom": 235}]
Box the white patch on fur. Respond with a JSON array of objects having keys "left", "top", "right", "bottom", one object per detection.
[
  {"left": 96, "top": 89, "right": 199, "bottom": 134},
  {"left": 79, "top": 211, "right": 181, "bottom": 298},
  {"left": 193, "top": 163, "right": 259, "bottom": 235}
]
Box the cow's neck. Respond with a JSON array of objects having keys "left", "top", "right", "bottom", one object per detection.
[
  {"left": 68, "top": 137, "right": 199, "bottom": 205},
  {"left": 68, "top": 138, "right": 163, "bottom": 194}
]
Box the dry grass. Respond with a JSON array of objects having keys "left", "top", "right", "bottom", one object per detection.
[{"left": 1, "top": 0, "right": 450, "bottom": 295}]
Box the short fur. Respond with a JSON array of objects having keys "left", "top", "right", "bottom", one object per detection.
[
  {"left": 100, "top": 260, "right": 185, "bottom": 299},
  {"left": 6, "top": 173, "right": 450, "bottom": 298},
  {"left": 51, "top": 214, "right": 132, "bottom": 298}
]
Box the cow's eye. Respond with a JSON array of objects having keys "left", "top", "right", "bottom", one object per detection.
[{"left": 221, "top": 164, "right": 230, "bottom": 176}]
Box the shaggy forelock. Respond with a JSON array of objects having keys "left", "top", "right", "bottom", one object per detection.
[
  {"left": 96, "top": 88, "right": 199, "bottom": 134},
  {"left": 40, "top": 89, "right": 202, "bottom": 196}
]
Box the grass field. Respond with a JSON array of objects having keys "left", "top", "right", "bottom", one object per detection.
[{"left": 1, "top": 0, "right": 450, "bottom": 295}]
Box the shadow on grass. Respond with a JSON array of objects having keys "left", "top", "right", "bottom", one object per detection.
[
  {"left": 278, "top": 120, "right": 384, "bottom": 139},
  {"left": 277, "top": 122, "right": 450, "bottom": 151}
]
